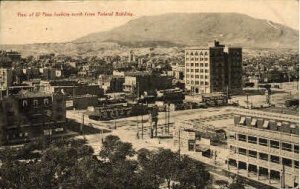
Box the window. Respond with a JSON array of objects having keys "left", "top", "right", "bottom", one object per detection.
[
  {"left": 248, "top": 136, "right": 257, "bottom": 144},
  {"left": 282, "top": 158, "right": 292, "bottom": 167},
  {"left": 205, "top": 82, "right": 209, "bottom": 85},
  {"left": 238, "top": 134, "right": 246, "bottom": 142},
  {"left": 295, "top": 161, "right": 299, "bottom": 169},
  {"left": 282, "top": 142, "right": 292, "bottom": 152},
  {"left": 22, "top": 100, "right": 28, "bottom": 107},
  {"left": 191, "top": 63, "right": 194, "bottom": 66},
  {"left": 186, "top": 58, "right": 189, "bottom": 61},
  {"left": 204, "top": 58, "right": 208, "bottom": 61},
  {"left": 205, "top": 76, "right": 209, "bottom": 79},
  {"left": 205, "top": 69, "right": 208, "bottom": 73},
  {"left": 270, "top": 140, "right": 279, "bottom": 149},
  {"left": 238, "top": 148, "right": 247, "bottom": 156},
  {"left": 294, "top": 145, "right": 299, "bottom": 153},
  {"left": 230, "top": 145, "right": 236, "bottom": 153},
  {"left": 200, "top": 63, "right": 203, "bottom": 67},
  {"left": 186, "top": 69, "right": 189, "bottom": 72},
  {"left": 248, "top": 150, "right": 257, "bottom": 158},
  {"left": 259, "top": 138, "right": 268, "bottom": 146},
  {"left": 191, "top": 75, "right": 194, "bottom": 78},
  {"left": 195, "top": 69, "right": 199, "bottom": 73},
  {"left": 195, "top": 81, "right": 199, "bottom": 85},
  {"left": 191, "top": 69, "right": 194, "bottom": 72},
  {"left": 33, "top": 100, "right": 38, "bottom": 107},
  {"left": 271, "top": 155, "right": 280, "bottom": 164},
  {"left": 205, "top": 63, "right": 208, "bottom": 67},
  {"left": 259, "top": 153, "right": 268, "bottom": 161},
  {"left": 200, "top": 69, "right": 204, "bottom": 73},
  {"left": 200, "top": 75, "right": 204, "bottom": 79},
  {"left": 44, "top": 99, "right": 49, "bottom": 105},
  {"left": 200, "top": 81, "right": 204, "bottom": 85},
  {"left": 195, "top": 75, "right": 199, "bottom": 78}
]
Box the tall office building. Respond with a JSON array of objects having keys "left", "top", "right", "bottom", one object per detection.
[{"left": 185, "top": 41, "right": 242, "bottom": 94}]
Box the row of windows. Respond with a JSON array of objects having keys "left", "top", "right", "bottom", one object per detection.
[
  {"left": 186, "top": 51, "right": 208, "bottom": 56},
  {"left": 236, "top": 134, "right": 299, "bottom": 153},
  {"left": 186, "top": 75, "right": 209, "bottom": 79},
  {"left": 186, "top": 69, "right": 209, "bottom": 73},
  {"left": 186, "top": 63, "right": 209, "bottom": 67},
  {"left": 234, "top": 147, "right": 299, "bottom": 169},
  {"left": 186, "top": 58, "right": 208, "bottom": 61},
  {"left": 22, "top": 99, "right": 50, "bottom": 107},
  {"left": 186, "top": 80, "right": 209, "bottom": 85}
]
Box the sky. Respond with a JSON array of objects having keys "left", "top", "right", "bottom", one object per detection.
[{"left": 0, "top": 0, "right": 299, "bottom": 45}]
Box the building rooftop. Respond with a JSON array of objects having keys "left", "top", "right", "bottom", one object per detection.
[{"left": 15, "top": 90, "right": 52, "bottom": 99}]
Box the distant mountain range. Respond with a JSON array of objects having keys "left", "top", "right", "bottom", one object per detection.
[{"left": 1, "top": 13, "right": 298, "bottom": 56}]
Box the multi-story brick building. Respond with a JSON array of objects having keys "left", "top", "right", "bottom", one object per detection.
[
  {"left": 227, "top": 110, "right": 299, "bottom": 188},
  {"left": 185, "top": 40, "right": 242, "bottom": 94},
  {"left": 123, "top": 72, "right": 173, "bottom": 96},
  {"left": 0, "top": 90, "right": 66, "bottom": 144}
]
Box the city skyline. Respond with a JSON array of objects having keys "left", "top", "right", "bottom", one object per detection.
[{"left": 0, "top": 0, "right": 299, "bottom": 45}]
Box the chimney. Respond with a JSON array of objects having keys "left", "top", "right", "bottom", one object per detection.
[{"left": 214, "top": 40, "right": 219, "bottom": 47}]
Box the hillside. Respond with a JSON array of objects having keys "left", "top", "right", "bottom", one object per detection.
[{"left": 75, "top": 13, "right": 299, "bottom": 49}]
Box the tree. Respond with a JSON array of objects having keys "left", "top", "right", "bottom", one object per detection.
[
  {"left": 228, "top": 176, "right": 246, "bottom": 189},
  {"left": 175, "top": 155, "right": 211, "bottom": 189},
  {"left": 155, "top": 148, "right": 180, "bottom": 189},
  {"left": 137, "top": 148, "right": 162, "bottom": 189},
  {"left": 100, "top": 135, "right": 135, "bottom": 162}
]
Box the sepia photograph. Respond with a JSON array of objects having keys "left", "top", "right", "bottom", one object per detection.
[{"left": 0, "top": 0, "right": 299, "bottom": 188}]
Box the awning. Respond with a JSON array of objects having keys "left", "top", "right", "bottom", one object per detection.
[
  {"left": 263, "top": 120, "right": 269, "bottom": 128},
  {"left": 251, "top": 119, "right": 257, "bottom": 126},
  {"left": 239, "top": 117, "right": 246, "bottom": 124}
]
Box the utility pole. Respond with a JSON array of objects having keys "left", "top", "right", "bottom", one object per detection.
[
  {"left": 246, "top": 94, "right": 249, "bottom": 109},
  {"left": 81, "top": 113, "right": 85, "bottom": 140},
  {"left": 167, "top": 102, "right": 170, "bottom": 135},
  {"left": 136, "top": 81, "right": 140, "bottom": 100},
  {"left": 226, "top": 85, "right": 229, "bottom": 103},
  {"left": 141, "top": 104, "right": 144, "bottom": 139},
  {"left": 136, "top": 115, "right": 140, "bottom": 139},
  {"left": 100, "top": 129, "right": 104, "bottom": 144},
  {"left": 164, "top": 104, "right": 167, "bottom": 136},
  {"left": 178, "top": 127, "right": 181, "bottom": 160}
]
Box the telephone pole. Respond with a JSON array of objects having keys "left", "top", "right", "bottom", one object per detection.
[
  {"left": 178, "top": 127, "right": 181, "bottom": 160},
  {"left": 81, "top": 113, "right": 85, "bottom": 140},
  {"left": 141, "top": 107, "right": 144, "bottom": 139}
]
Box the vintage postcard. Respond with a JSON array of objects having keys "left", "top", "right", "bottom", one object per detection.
[{"left": 0, "top": 0, "right": 299, "bottom": 188}]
